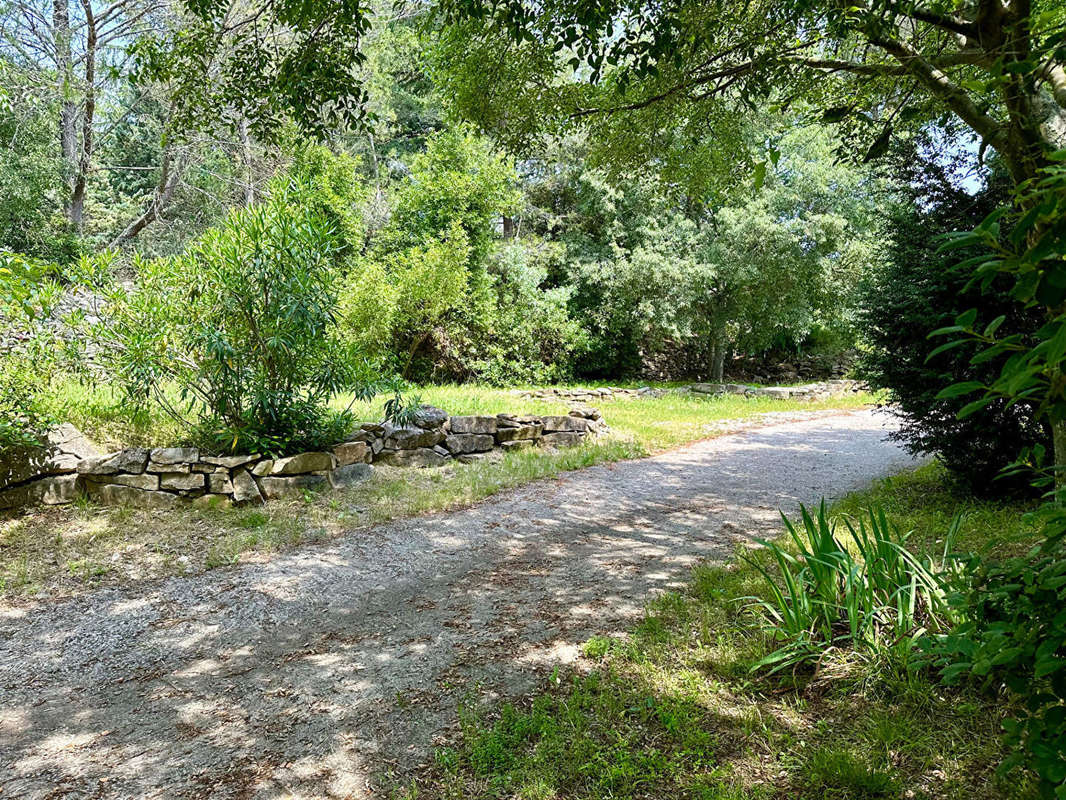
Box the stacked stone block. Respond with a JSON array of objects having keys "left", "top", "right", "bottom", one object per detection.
[{"left": 0, "top": 406, "right": 606, "bottom": 511}]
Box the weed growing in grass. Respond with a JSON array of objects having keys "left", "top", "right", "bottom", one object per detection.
[
  {"left": 204, "top": 514, "right": 309, "bottom": 568},
  {"left": 236, "top": 511, "right": 270, "bottom": 529},
  {"left": 801, "top": 746, "right": 899, "bottom": 799}
]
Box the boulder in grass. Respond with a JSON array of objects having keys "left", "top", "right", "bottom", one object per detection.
[
  {"left": 332, "top": 441, "right": 370, "bottom": 467},
  {"left": 495, "top": 423, "right": 542, "bottom": 443},
  {"left": 376, "top": 448, "right": 448, "bottom": 468},
  {"left": 0, "top": 474, "right": 80, "bottom": 510},
  {"left": 0, "top": 424, "right": 99, "bottom": 488},
  {"left": 87, "top": 473, "right": 159, "bottom": 491},
  {"left": 208, "top": 473, "right": 234, "bottom": 494},
  {"left": 330, "top": 463, "right": 373, "bottom": 488},
  {"left": 149, "top": 447, "right": 198, "bottom": 465},
  {"left": 761, "top": 387, "right": 792, "bottom": 400},
  {"left": 251, "top": 459, "right": 274, "bottom": 476},
  {"left": 689, "top": 383, "right": 725, "bottom": 395},
  {"left": 149, "top": 461, "right": 191, "bottom": 474},
  {"left": 201, "top": 454, "right": 260, "bottom": 469},
  {"left": 382, "top": 426, "right": 445, "bottom": 450},
  {"left": 500, "top": 439, "right": 535, "bottom": 452},
  {"left": 269, "top": 451, "right": 334, "bottom": 475},
  {"left": 541, "top": 432, "right": 585, "bottom": 448},
  {"left": 91, "top": 483, "right": 179, "bottom": 509},
  {"left": 258, "top": 474, "right": 329, "bottom": 499},
  {"left": 443, "top": 434, "right": 494, "bottom": 454},
  {"left": 412, "top": 405, "right": 449, "bottom": 430},
  {"left": 159, "top": 472, "right": 206, "bottom": 491},
  {"left": 569, "top": 407, "right": 602, "bottom": 421},
  {"left": 540, "top": 415, "right": 588, "bottom": 433}
]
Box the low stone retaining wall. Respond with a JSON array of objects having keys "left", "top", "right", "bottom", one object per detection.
[
  {"left": 681, "top": 379, "right": 865, "bottom": 400},
  {"left": 0, "top": 407, "right": 606, "bottom": 511},
  {"left": 518, "top": 380, "right": 864, "bottom": 403},
  {"left": 517, "top": 386, "right": 664, "bottom": 402}
]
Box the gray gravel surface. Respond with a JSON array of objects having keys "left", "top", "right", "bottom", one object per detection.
[{"left": 0, "top": 409, "right": 919, "bottom": 799}]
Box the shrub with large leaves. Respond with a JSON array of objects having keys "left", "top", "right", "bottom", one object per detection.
[
  {"left": 100, "top": 180, "right": 376, "bottom": 455},
  {"left": 926, "top": 153, "right": 1066, "bottom": 794},
  {"left": 0, "top": 251, "right": 65, "bottom": 450},
  {"left": 930, "top": 538, "right": 1066, "bottom": 794}
]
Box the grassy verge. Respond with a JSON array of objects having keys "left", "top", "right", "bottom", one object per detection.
[
  {"left": 2, "top": 381, "right": 871, "bottom": 599},
  {"left": 408, "top": 463, "right": 1041, "bottom": 800},
  {"left": 42, "top": 376, "right": 872, "bottom": 452}
]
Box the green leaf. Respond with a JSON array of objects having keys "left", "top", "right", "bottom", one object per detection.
[
  {"left": 958, "top": 396, "right": 996, "bottom": 419},
  {"left": 863, "top": 124, "right": 892, "bottom": 163},
  {"left": 936, "top": 381, "right": 985, "bottom": 399},
  {"left": 821, "top": 106, "right": 850, "bottom": 123},
  {"left": 753, "top": 160, "right": 767, "bottom": 192},
  {"left": 926, "top": 339, "right": 968, "bottom": 361},
  {"left": 983, "top": 315, "right": 1007, "bottom": 337}
]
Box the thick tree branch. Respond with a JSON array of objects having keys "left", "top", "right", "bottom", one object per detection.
[
  {"left": 1046, "top": 63, "right": 1066, "bottom": 110},
  {"left": 791, "top": 57, "right": 908, "bottom": 76},
  {"left": 109, "top": 146, "right": 187, "bottom": 247},
  {"left": 888, "top": 2, "right": 978, "bottom": 38},
  {"left": 868, "top": 33, "right": 1008, "bottom": 149}
]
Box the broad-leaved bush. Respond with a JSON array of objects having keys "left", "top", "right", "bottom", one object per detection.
[{"left": 100, "top": 179, "right": 375, "bottom": 455}]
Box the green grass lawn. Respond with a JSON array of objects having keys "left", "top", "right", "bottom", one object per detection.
[
  {"left": 407, "top": 463, "right": 1041, "bottom": 800},
  {"left": 2, "top": 378, "right": 873, "bottom": 598},
  {"left": 45, "top": 377, "right": 873, "bottom": 453}
]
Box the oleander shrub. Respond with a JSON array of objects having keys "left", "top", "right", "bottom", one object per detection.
[
  {"left": 99, "top": 178, "right": 378, "bottom": 455},
  {"left": 0, "top": 251, "right": 64, "bottom": 450}
]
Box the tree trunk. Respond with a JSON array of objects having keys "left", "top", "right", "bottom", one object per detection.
[
  {"left": 53, "top": 0, "right": 76, "bottom": 217},
  {"left": 109, "top": 145, "right": 185, "bottom": 247},
  {"left": 69, "top": 0, "right": 96, "bottom": 232},
  {"left": 709, "top": 331, "right": 726, "bottom": 383}
]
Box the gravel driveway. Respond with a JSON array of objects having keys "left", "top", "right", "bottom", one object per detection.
[{"left": 0, "top": 409, "right": 919, "bottom": 799}]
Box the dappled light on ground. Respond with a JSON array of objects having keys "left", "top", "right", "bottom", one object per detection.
[{"left": 0, "top": 411, "right": 917, "bottom": 798}]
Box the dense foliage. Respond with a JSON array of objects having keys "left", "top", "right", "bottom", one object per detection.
[
  {"left": 932, "top": 537, "right": 1066, "bottom": 796},
  {"left": 99, "top": 179, "right": 373, "bottom": 455},
  {"left": 860, "top": 151, "right": 1050, "bottom": 496},
  {"left": 0, "top": 252, "right": 65, "bottom": 450}
]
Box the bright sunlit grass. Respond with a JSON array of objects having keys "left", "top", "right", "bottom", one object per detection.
[
  {"left": 6, "top": 376, "right": 874, "bottom": 598},
  {"left": 44, "top": 375, "right": 874, "bottom": 453}
]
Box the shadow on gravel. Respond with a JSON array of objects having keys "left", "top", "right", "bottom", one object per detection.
[{"left": 0, "top": 417, "right": 912, "bottom": 798}]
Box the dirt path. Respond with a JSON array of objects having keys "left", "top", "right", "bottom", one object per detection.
[{"left": 0, "top": 410, "right": 919, "bottom": 799}]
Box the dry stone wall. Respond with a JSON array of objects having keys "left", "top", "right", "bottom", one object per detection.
[
  {"left": 681, "top": 379, "right": 865, "bottom": 400},
  {"left": 0, "top": 407, "right": 606, "bottom": 511},
  {"left": 518, "top": 379, "right": 865, "bottom": 403}
]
